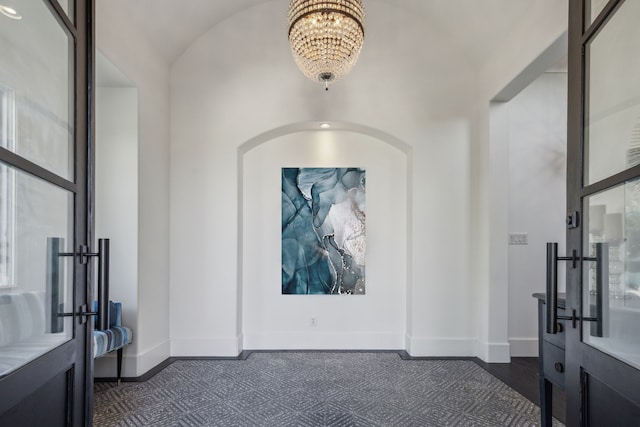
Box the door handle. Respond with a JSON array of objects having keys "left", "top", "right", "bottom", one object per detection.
[
  {"left": 57, "top": 304, "right": 98, "bottom": 322},
  {"left": 80, "top": 239, "right": 111, "bottom": 330},
  {"left": 546, "top": 243, "right": 578, "bottom": 334},
  {"left": 546, "top": 242, "right": 607, "bottom": 336},
  {"left": 584, "top": 242, "right": 608, "bottom": 337},
  {"left": 48, "top": 238, "right": 111, "bottom": 330}
]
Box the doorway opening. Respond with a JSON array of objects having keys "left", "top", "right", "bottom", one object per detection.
[{"left": 94, "top": 51, "right": 139, "bottom": 378}]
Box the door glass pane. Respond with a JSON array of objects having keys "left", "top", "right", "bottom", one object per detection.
[
  {"left": 585, "top": 0, "right": 640, "bottom": 185},
  {"left": 0, "top": 0, "right": 74, "bottom": 180},
  {"left": 0, "top": 163, "right": 73, "bottom": 378},
  {"left": 587, "top": 0, "right": 610, "bottom": 26},
  {"left": 584, "top": 179, "right": 640, "bottom": 370}
]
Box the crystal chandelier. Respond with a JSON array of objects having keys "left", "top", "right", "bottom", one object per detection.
[{"left": 288, "top": 0, "right": 365, "bottom": 90}]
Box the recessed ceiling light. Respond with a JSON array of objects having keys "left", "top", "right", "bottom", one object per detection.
[
  {"left": 320, "top": 123, "right": 331, "bottom": 129},
  {"left": 0, "top": 5, "right": 22, "bottom": 20}
]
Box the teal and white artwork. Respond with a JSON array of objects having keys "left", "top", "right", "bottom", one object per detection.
[{"left": 281, "top": 168, "right": 366, "bottom": 295}]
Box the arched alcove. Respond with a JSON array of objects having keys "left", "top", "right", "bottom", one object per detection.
[
  {"left": 238, "top": 122, "right": 412, "bottom": 349},
  {"left": 168, "top": 0, "right": 476, "bottom": 358}
]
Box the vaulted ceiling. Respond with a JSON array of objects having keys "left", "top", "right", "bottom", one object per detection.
[{"left": 122, "top": 0, "right": 536, "bottom": 65}]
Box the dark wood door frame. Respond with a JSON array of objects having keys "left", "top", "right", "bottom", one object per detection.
[
  {"left": 566, "top": 0, "right": 640, "bottom": 425},
  {"left": 0, "top": 1, "right": 95, "bottom": 425}
]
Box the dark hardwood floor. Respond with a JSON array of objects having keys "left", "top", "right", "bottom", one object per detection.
[{"left": 474, "top": 357, "right": 566, "bottom": 424}]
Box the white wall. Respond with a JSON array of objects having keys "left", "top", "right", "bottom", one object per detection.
[
  {"left": 242, "top": 131, "right": 407, "bottom": 349},
  {"left": 170, "top": 1, "right": 475, "bottom": 357},
  {"left": 95, "top": 0, "right": 573, "bottom": 369},
  {"left": 96, "top": 2, "right": 171, "bottom": 376},
  {"left": 506, "top": 72, "right": 567, "bottom": 357},
  {"left": 472, "top": 0, "right": 568, "bottom": 362},
  {"left": 94, "top": 87, "right": 139, "bottom": 376}
]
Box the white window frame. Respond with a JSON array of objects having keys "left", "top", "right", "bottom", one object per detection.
[{"left": 0, "top": 83, "right": 16, "bottom": 288}]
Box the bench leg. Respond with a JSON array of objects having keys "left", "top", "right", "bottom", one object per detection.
[{"left": 117, "top": 347, "right": 123, "bottom": 385}]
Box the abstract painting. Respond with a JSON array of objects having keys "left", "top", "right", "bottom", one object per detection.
[{"left": 282, "top": 168, "right": 366, "bottom": 295}]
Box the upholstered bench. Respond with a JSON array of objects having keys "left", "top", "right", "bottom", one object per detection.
[
  {"left": 0, "top": 291, "right": 67, "bottom": 377},
  {"left": 0, "top": 292, "right": 131, "bottom": 381},
  {"left": 93, "top": 301, "right": 132, "bottom": 383}
]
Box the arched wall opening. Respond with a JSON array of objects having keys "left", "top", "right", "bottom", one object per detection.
[
  {"left": 238, "top": 123, "right": 412, "bottom": 350},
  {"left": 168, "top": 0, "right": 476, "bottom": 358}
]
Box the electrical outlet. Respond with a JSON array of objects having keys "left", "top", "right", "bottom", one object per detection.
[
  {"left": 509, "top": 233, "right": 528, "bottom": 245},
  {"left": 310, "top": 317, "right": 318, "bottom": 327}
]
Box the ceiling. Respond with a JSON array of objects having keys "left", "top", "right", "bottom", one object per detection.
[{"left": 120, "top": 0, "right": 537, "bottom": 66}]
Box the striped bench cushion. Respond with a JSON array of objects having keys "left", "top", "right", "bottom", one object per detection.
[
  {"left": 92, "top": 301, "right": 133, "bottom": 359},
  {"left": 93, "top": 326, "right": 132, "bottom": 358}
]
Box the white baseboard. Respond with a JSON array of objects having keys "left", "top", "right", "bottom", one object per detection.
[
  {"left": 94, "top": 339, "right": 170, "bottom": 378},
  {"left": 94, "top": 352, "right": 122, "bottom": 378},
  {"left": 94, "top": 336, "right": 526, "bottom": 377},
  {"left": 170, "top": 336, "right": 243, "bottom": 357},
  {"left": 509, "top": 338, "right": 538, "bottom": 357},
  {"left": 136, "top": 339, "right": 171, "bottom": 376},
  {"left": 405, "top": 335, "right": 474, "bottom": 357},
  {"left": 474, "top": 340, "right": 511, "bottom": 363},
  {"left": 243, "top": 332, "right": 404, "bottom": 350}
]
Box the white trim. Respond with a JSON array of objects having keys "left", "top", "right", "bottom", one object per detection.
[
  {"left": 94, "top": 339, "right": 171, "bottom": 378},
  {"left": 93, "top": 353, "right": 120, "bottom": 378},
  {"left": 243, "top": 332, "right": 404, "bottom": 350},
  {"left": 492, "top": 32, "right": 568, "bottom": 102},
  {"left": 406, "top": 335, "right": 475, "bottom": 357},
  {"left": 135, "top": 339, "right": 170, "bottom": 377},
  {"left": 0, "top": 84, "right": 16, "bottom": 289},
  {"left": 509, "top": 338, "right": 539, "bottom": 357},
  {"left": 170, "top": 336, "right": 243, "bottom": 357},
  {"left": 475, "top": 339, "right": 511, "bottom": 363}
]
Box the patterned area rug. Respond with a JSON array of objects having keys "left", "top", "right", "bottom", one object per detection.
[{"left": 94, "top": 352, "right": 564, "bottom": 426}]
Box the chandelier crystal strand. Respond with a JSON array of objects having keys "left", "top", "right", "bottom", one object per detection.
[{"left": 288, "top": 0, "right": 365, "bottom": 89}]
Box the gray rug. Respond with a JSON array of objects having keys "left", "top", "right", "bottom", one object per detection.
[{"left": 94, "top": 352, "right": 563, "bottom": 426}]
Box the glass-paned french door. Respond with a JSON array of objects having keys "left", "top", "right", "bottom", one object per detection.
[
  {"left": 0, "top": 1, "right": 94, "bottom": 425},
  {"left": 566, "top": 0, "right": 640, "bottom": 425}
]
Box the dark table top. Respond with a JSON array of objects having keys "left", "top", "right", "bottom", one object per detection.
[{"left": 532, "top": 293, "right": 567, "bottom": 309}]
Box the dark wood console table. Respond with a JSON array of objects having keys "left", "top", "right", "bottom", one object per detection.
[{"left": 533, "top": 293, "right": 566, "bottom": 426}]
